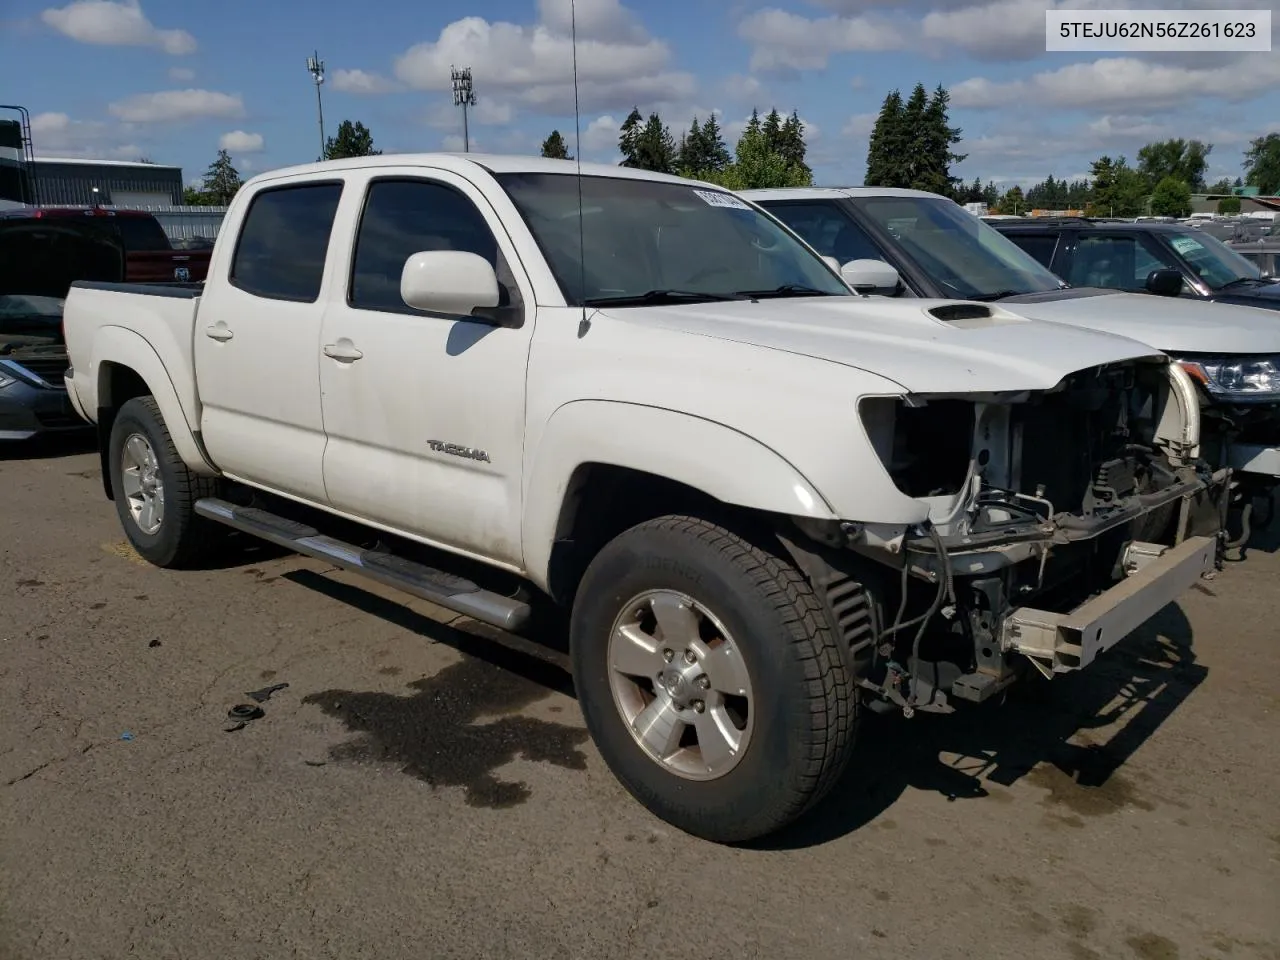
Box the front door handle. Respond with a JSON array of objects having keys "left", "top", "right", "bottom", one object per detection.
[
  {"left": 205, "top": 323, "right": 234, "bottom": 342},
  {"left": 323, "top": 340, "right": 364, "bottom": 363}
]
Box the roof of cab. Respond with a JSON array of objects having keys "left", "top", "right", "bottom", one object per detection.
[
  {"left": 242, "top": 153, "right": 720, "bottom": 190},
  {"left": 740, "top": 186, "right": 944, "bottom": 202}
]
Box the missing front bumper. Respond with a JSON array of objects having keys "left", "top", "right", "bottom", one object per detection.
[{"left": 999, "top": 535, "right": 1216, "bottom": 676}]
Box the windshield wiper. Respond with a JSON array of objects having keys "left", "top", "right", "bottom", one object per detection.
[
  {"left": 732, "top": 284, "right": 836, "bottom": 299},
  {"left": 581, "top": 289, "right": 747, "bottom": 307},
  {"left": 967, "top": 290, "right": 1025, "bottom": 302},
  {"left": 1215, "top": 276, "right": 1263, "bottom": 291}
]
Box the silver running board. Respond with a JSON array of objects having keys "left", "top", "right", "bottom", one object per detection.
[{"left": 194, "top": 497, "right": 530, "bottom": 632}]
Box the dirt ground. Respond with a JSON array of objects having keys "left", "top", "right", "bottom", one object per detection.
[{"left": 2, "top": 435, "right": 1278, "bottom": 960}]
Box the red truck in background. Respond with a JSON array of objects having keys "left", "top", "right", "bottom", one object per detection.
[{"left": 11, "top": 207, "right": 211, "bottom": 284}]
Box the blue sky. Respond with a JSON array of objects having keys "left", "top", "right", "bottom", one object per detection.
[{"left": 1, "top": 0, "right": 1276, "bottom": 190}]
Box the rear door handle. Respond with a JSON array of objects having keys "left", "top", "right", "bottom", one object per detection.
[
  {"left": 323, "top": 340, "right": 364, "bottom": 363},
  {"left": 205, "top": 323, "right": 234, "bottom": 342}
]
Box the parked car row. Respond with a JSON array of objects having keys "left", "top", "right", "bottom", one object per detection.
[
  {"left": 11, "top": 153, "right": 1278, "bottom": 845},
  {"left": 745, "top": 187, "right": 1280, "bottom": 522}
]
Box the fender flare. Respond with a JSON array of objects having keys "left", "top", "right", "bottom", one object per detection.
[
  {"left": 521, "top": 400, "right": 838, "bottom": 587},
  {"left": 93, "top": 325, "right": 217, "bottom": 476}
]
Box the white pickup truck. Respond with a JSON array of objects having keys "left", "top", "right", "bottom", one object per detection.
[
  {"left": 62, "top": 155, "right": 1227, "bottom": 843},
  {"left": 743, "top": 187, "right": 1280, "bottom": 538}
]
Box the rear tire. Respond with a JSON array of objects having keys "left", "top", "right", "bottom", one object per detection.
[
  {"left": 108, "top": 396, "right": 223, "bottom": 568},
  {"left": 570, "top": 515, "right": 857, "bottom": 843}
]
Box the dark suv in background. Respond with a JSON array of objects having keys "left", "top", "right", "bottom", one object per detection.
[{"left": 992, "top": 217, "right": 1280, "bottom": 312}]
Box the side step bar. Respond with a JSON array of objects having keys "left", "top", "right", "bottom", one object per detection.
[{"left": 194, "top": 498, "right": 531, "bottom": 632}]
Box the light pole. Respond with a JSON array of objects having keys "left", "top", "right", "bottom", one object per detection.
[
  {"left": 451, "top": 66, "right": 476, "bottom": 153},
  {"left": 307, "top": 51, "right": 326, "bottom": 160}
]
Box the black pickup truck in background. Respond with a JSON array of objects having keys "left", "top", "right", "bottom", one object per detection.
[
  {"left": 992, "top": 217, "right": 1280, "bottom": 313},
  {"left": 0, "top": 214, "right": 125, "bottom": 440},
  {"left": 0, "top": 207, "right": 212, "bottom": 285}
]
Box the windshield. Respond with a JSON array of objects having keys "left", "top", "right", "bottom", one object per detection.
[
  {"left": 0, "top": 294, "right": 63, "bottom": 322},
  {"left": 494, "top": 173, "right": 852, "bottom": 305},
  {"left": 852, "top": 196, "right": 1065, "bottom": 299},
  {"left": 1165, "top": 231, "right": 1262, "bottom": 289}
]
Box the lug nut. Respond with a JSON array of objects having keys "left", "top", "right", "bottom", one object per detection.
[
  {"left": 684, "top": 650, "right": 697, "bottom": 664},
  {"left": 692, "top": 700, "right": 705, "bottom": 713},
  {"left": 696, "top": 675, "right": 710, "bottom": 690},
  {"left": 662, "top": 649, "right": 674, "bottom": 662}
]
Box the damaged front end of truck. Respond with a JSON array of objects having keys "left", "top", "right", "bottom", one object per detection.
[{"left": 787, "top": 356, "right": 1230, "bottom": 715}]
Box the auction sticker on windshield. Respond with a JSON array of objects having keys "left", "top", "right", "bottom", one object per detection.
[
  {"left": 1046, "top": 9, "right": 1270, "bottom": 51},
  {"left": 1170, "top": 236, "right": 1204, "bottom": 256},
  {"left": 693, "top": 189, "right": 752, "bottom": 210}
]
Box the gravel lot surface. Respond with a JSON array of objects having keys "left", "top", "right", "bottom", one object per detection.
[{"left": 3, "top": 436, "right": 1278, "bottom": 960}]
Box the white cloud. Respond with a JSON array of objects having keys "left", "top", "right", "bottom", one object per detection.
[
  {"left": 736, "top": 8, "right": 907, "bottom": 72},
  {"left": 218, "top": 130, "right": 264, "bottom": 153},
  {"left": 108, "top": 89, "right": 244, "bottom": 123},
  {"left": 330, "top": 69, "right": 401, "bottom": 95},
  {"left": 953, "top": 53, "right": 1280, "bottom": 112},
  {"left": 28, "top": 111, "right": 138, "bottom": 160},
  {"left": 41, "top": 0, "right": 195, "bottom": 54},
  {"left": 391, "top": 0, "right": 695, "bottom": 115},
  {"left": 425, "top": 98, "right": 516, "bottom": 128},
  {"left": 842, "top": 112, "right": 876, "bottom": 139},
  {"left": 582, "top": 115, "right": 621, "bottom": 153},
  {"left": 167, "top": 66, "right": 194, "bottom": 81}
]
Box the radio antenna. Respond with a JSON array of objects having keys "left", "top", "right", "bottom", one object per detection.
[{"left": 570, "top": 0, "right": 590, "bottom": 336}]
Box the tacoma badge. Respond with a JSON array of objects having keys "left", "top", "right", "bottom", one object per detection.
[{"left": 427, "top": 440, "right": 491, "bottom": 462}]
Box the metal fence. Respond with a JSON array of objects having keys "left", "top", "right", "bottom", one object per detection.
[{"left": 130, "top": 204, "right": 229, "bottom": 241}]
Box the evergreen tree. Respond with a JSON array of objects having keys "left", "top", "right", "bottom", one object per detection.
[
  {"left": 982, "top": 180, "right": 1000, "bottom": 207},
  {"left": 540, "top": 130, "right": 571, "bottom": 160},
  {"left": 777, "top": 111, "right": 810, "bottom": 179},
  {"left": 762, "top": 108, "right": 784, "bottom": 153},
  {"left": 700, "top": 114, "right": 732, "bottom": 173},
  {"left": 864, "top": 90, "right": 907, "bottom": 187},
  {"left": 618, "top": 108, "right": 644, "bottom": 167},
  {"left": 1087, "top": 155, "right": 1147, "bottom": 217},
  {"left": 201, "top": 149, "right": 242, "bottom": 205},
  {"left": 915, "top": 84, "right": 966, "bottom": 197},
  {"left": 676, "top": 117, "right": 707, "bottom": 175},
  {"left": 998, "top": 184, "right": 1024, "bottom": 215},
  {"left": 633, "top": 112, "right": 676, "bottom": 173},
  {"left": 324, "top": 119, "right": 381, "bottom": 160}
]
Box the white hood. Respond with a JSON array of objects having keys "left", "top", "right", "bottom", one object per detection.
[
  {"left": 1002, "top": 290, "right": 1280, "bottom": 355},
  {"left": 605, "top": 296, "right": 1164, "bottom": 394}
]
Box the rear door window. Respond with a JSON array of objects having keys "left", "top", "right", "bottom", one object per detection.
[
  {"left": 230, "top": 182, "right": 344, "bottom": 302},
  {"left": 1066, "top": 233, "right": 1179, "bottom": 291}
]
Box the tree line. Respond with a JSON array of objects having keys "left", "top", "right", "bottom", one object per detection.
[
  {"left": 541, "top": 106, "right": 814, "bottom": 189},
  {"left": 865, "top": 83, "right": 1280, "bottom": 218}
]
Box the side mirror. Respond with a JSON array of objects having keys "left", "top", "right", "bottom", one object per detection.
[
  {"left": 840, "top": 258, "right": 901, "bottom": 295},
  {"left": 1144, "top": 267, "right": 1184, "bottom": 298},
  {"left": 821, "top": 255, "right": 840, "bottom": 273},
  {"left": 401, "top": 250, "right": 501, "bottom": 317}
]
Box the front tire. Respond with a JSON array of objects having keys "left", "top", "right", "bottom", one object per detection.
[
  {"left": 570, "top": 515, "right": 857, "bottom": 843},
  {"left": 108, "top": 396, "right": 222, "bottom": 568}
]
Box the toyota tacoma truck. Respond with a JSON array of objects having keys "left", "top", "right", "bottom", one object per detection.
[
  {"left": 62, "top": 156, "right": 1227, "bottom": 843},
  {"left": 744, "top": 187, "right": 1280, "bottom": 535}
]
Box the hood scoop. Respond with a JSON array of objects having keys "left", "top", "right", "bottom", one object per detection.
[{"left": 929, "top": 303, "right": 993, "bottom": 322}]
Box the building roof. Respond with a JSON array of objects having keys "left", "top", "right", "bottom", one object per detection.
[{"left": 33, "top": 157, "right": 182, "bottom": 171}]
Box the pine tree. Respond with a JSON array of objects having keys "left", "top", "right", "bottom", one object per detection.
[
  {"left": 762, "top": 108, "right": 784, "bottom": 153},
  {"left": 700, "top": 114, "right": 731, "bottom": 173},
  {"left": 540, "top": 130, "right": 571, "bottom": 160},
  {"left": 201, "top": 149, "right": 242, "bottom": 205},
  {"left": 324, "top": 119, "right": 381, "bottom": 160},
  {"left": 865, "top": 90, "right": 906, "bottom": 187},
  {"left": 618, "top": 108, "right": 644, "bottom": 167},
  {"left": 676, "top": 117, "right": 706, "bottom": 175},
  {"left": 914, "top": 84, "right": 965, "bottom": 197},
  {"left": 777, "top": 111, "right": 810, "bottom": 179},
  {"left": 634, "top": 112, "right": 675, "bottom": 173}
]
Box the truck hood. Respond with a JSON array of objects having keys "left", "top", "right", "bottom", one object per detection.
[
  {"left": 998, "top": 287, "right": 1280, "bottom": 354},
  {"left": 602, "top": 295, "right": 1164, "bottom": 394}
]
